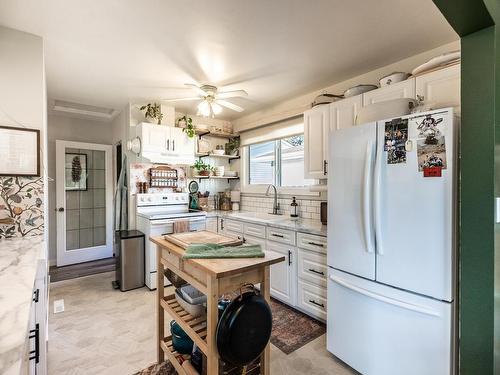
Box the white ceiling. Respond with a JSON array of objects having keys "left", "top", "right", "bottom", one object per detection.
[{"left": 0, "top": 0, "right": 457, "bottom": 120}]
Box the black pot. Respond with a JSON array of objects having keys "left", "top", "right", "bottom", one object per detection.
[{"left": 216, "top": 284, "right": 272, "bottom": 367}]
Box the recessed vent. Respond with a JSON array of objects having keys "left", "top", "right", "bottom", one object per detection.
[{"left": 53, "top": 99, "right": 116, "bottom": 119}]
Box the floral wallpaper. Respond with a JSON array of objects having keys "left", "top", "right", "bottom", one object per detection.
[{"left": 0, "top": 176, "right": 44, "bottom": 238}]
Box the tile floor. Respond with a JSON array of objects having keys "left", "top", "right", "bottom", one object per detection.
[{"left": 48, "top": 272, "right": 356, "bottom": 375}]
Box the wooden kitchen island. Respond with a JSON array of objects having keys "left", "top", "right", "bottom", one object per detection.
[{"left": 151, "top": 232, "right": 285, "bottom": 375}]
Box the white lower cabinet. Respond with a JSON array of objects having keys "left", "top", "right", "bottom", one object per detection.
[
  {"left": 297, "top": 249, "right": 328, "bottom": 287},
  {"left": 213, "top": 216, "right": 328, "bottom": 320},
  {"left": 297, "top": 280, "right": 327, "bottom": 321},
  {"left": 27, "top": 260, "right": 48, "bottom": 375},
  {"left": 206, "top": 217, "right": 218, "bottom": 232},
  {"left": 266, "top": 240, "right": 297, "bottom": 306}
]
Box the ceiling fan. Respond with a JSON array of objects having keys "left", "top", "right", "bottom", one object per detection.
[{"left": 164, "top": 84, "right": 248, "bottom": 117}]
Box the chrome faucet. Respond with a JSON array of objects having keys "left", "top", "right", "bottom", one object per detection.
[{"left": 266, "top": 184, "right": 280, "bottom": 215}]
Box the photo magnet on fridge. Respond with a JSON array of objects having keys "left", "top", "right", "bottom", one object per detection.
[
  {"left": 417, "top": 114, "right": 443, "bottom": 145},
  {"left": 385, "top": 119, "right": 408, "bottom": 164},
  {"left": 417, "top": 135, "right": 447, "bottom": 173}
]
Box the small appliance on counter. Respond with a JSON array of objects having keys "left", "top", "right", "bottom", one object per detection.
[
  {"left": 188, "top": 181, "right": 199, "bottom": 210},
  {"left": 113, "top": 230, "right": 145, "bottom": 292}
]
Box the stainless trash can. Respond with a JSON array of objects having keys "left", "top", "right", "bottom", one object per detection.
[{"left": 114, "top": 230, "right": 145, "bottom": 291}]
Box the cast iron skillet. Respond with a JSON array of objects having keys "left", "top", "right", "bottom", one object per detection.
[{"left": 216, "top": 284, "right": 273, "bottom": 366}]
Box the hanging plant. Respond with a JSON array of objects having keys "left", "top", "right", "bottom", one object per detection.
[
  {"left": 177, "top": 115, "right": 196, "bottom": 138},
  {"left": 140, "top": 103, "right": 163, "bottom": 124}
]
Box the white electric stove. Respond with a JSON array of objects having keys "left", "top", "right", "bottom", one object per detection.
[{"left": 135, "top": 193, "right": 206, "bottom": 290}]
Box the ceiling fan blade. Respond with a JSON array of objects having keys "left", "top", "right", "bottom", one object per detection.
[
  {"left": 185, "top": 83, "right": 209, "bottom": 97},
  {"left": 216, "top": 89, "right": 248, "bottom": 99},
  {"left": 163, "top": 97, "right": 201, "bottom": 102},
  {"left": 215, "top": 99, "right": 244, "bottom": 112}
]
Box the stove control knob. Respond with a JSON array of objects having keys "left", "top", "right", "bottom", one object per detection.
[{"left": 146, "top": 197, "right": 152, "bottom": 202}]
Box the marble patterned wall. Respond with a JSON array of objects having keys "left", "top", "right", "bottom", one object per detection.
[{"left": 0, "top": 176, "right": 44, "bottom": 238}]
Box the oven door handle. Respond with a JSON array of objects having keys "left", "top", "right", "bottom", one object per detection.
[{"left": 149, "top": 217, "right": 206, "bottom": 226}]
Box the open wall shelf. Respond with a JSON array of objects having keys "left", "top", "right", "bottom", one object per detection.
[{"left": 195, "top": 153, "right": 240, "bottom": 163}]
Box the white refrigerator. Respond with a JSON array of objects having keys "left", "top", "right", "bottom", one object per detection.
[{"left": 327, "top": 108, "right": 456, "bottom": 375}]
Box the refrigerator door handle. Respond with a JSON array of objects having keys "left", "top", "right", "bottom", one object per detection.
[
  {"left": 362, "top": 141, "right": 375, "bottom": 253},
  {"left": 374, "top": 136, "right": 384, "bottom": 255},
  {"left": 329, "top": 274, "right": 440, "bottom": 317}
]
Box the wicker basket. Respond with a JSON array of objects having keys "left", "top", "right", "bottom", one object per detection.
[{"left": 164, "top": 268, "right": 187, "bottom": 288}]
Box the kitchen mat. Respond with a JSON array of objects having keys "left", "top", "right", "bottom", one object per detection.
[{"left": 270, "top": 298, "right": 326, "bottom": 354}]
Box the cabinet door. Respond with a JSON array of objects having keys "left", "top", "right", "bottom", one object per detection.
[
  {"left": 139, "top": 123, "right": 168, "bottom": 153},
  {"left": 415, "top": 64, "right": 460, "bottom": 113},
  {"left": 362, "top": 78, "right": 416, "bottom": 105},
  {"left": 170, "top": 127, "right": 194, "bottom": 156},
  {"left": 266, "top": 240, "right": 296, "bottom": 306},
  {"left": 329, "top": 95, "right": 362, "bottom": 133},
  {"left": 206, "top": 217, "right": 218, "bottom": 232},
  {"left": 304, "top": 105, "right": 329, "bottom": 179}
]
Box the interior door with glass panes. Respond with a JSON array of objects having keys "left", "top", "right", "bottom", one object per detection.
[{"left": 55, "top": 140, "right": 113, "bottom": 266}]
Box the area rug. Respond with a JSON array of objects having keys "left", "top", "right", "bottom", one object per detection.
[
  {"left": 133, "top": 361, "right": 175, "bottom": 375},
  {"left": 134, "top": 298, "right": 326, "bottom": 374},
  {"left": 269, "top": 297, "right": 326, "bottom": 354}
]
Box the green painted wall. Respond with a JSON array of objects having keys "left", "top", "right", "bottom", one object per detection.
[
  {"left": 433, "top": 1, "right": 497, "bottom": 374},
  {"left": 460, "top": 26, "right": 495, "bottom": 375}
]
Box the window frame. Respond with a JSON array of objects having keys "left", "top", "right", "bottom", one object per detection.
[{"left": 241, "top": 136, "right": 319, "bottom": 196}]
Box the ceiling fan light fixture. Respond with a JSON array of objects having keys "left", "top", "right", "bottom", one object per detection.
[
  {"left": 197, "top": 100, "right": 210, "bottom": 117},
  {"left": 211, "top": 102, "right": 222, "bottom": 115}
]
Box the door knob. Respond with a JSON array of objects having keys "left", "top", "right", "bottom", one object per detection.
[{"left": 57, "top": 207, "right": 64, "bottom": 212}]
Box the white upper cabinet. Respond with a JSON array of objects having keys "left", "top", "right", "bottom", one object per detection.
[
  {"left": 415, "top": 64, "right": 460, "bottom": 113},
  {"left": 140, "top": 122, "right": 169, "bottom": 154},
  {"left": 170, "top": 127, "right": 195, "bottom": 157},
  {"left": 329, "top": 94, "right": 363, "bottom": 132},
  {"left": 136, "top": 123, "right": 195, "bottom": 164},
  {"left": 304, "top": 104, "right": 329, "bottom": 179},
  {"left": 362, "top": 78, "right": 416, "bottom": 105}
]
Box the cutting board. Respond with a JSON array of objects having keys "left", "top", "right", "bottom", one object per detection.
[{"left": 164, "top": 230, "right": 243, "bottom": 249}]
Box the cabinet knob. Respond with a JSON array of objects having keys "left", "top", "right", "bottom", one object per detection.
[{"left": 57, "top": 207, "right": 64, "bottom": 212}]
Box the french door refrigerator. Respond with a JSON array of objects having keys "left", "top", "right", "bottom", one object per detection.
[{"left": 327, "top": 108, "right": 456, "bottom": 375}]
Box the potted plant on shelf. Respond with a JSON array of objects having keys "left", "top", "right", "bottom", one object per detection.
[
  {"left": 192, "top": 160, "right": 213, "bottom": 176},
  {"left": 139, "top": 103, "right": 163, "bottom": 124},
  {"left": 225, "top": 137, "right": 240, "bottom": 156},
  {"left": 177, "top": 115, "right": 196, "bottom": 138}
]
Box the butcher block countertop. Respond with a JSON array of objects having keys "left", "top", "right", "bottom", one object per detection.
[{"left": 150, "top": 232, "right": 285, "bottom": 279}]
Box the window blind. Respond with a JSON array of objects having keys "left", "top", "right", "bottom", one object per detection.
[{"left": 239, "top": 116, "right": 303, "bottom": 147}]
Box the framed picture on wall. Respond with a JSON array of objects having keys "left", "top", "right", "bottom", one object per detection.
[
  {"left": 0, "top": 125, "right": 40, "bottom": 176},
  {"left": 65, "top": 153, "right": 88, "bottom": 191}
]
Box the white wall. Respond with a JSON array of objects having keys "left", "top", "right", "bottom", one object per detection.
[
  {"left": 233, "top": 41, "right": 460, "bottom": 132},
  {"left": 0, "top": 26, "right": 47, "bottom": 240},
  {"left": 47, "top": 114, "right": 115, "bottom": 263}
]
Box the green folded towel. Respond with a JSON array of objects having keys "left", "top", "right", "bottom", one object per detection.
[{"left": 183, "top": 243, "right": 265, "bottom": 259}]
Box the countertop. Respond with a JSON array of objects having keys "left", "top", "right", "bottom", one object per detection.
[
  {"left": 0, "top": 235, "right": 45, "bottom": 375},
  {"left": 205, "top": 210, "right": 327, "bottom": 237}
]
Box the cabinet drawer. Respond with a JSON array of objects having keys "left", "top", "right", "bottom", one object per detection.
[
  {"left": 297, "top": 280, "right": 327, "bottom": 321},
  {"left": 296, "top": 232, "right": 327, "bottom": 254},
  {"left": 244, "top": 222, "right": 266, "bottom": 238},
  {"left": 220, "top": 218, "right": 244, "bottom": 233},
  {"left": 297, "top": 249, "right": 327, "bottom": 287},
  {"left": 267, "top": 227, "right": 296, "bottom": 246},
  {"left": 162, "top": 248, "right": 180, "bottom": 269}
]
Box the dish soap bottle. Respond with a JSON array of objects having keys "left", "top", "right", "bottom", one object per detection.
[{"left": 290, "top": 197, "right": 298, "bottom": 218}]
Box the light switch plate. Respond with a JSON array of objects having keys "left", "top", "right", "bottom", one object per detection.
[{"left": 54, "top": 299, "right": 65, "bottom": 314}]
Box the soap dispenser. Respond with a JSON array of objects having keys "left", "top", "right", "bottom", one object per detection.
[{"left": 290, "top": 197, "right": 298, "bottom": 218}]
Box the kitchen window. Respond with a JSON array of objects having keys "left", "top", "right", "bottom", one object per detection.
[{"left": 248, "top": 134, "right": 314, "bottom": 187}]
